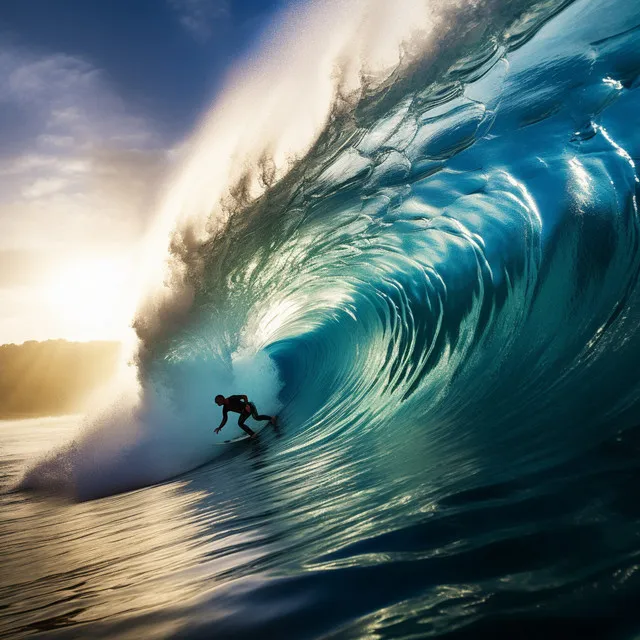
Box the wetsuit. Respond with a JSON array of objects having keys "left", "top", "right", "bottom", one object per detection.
[{"left": 217, "top": 395, "right": 273, "bottom": 437}]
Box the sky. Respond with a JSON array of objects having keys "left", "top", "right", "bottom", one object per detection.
[{"left": 0, "top": 0, "right": 295, "bottom": 344}]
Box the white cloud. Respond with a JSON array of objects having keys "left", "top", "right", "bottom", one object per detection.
[
  {"left": 0, "top": 154, "right": 56, "bottom": 175},
  {"left": 5, "top": 54, "right": 98, "bottom": 102},
  {"left": 0, "top": 45, "right": 172, "bottom": 251},
  {"left": 167, "top": 0, "right": 231, "bottom": 43},
  {"left": 21, "top": 177, "right": 69, "bottom": 199},
  {"left": 37, "top": 134, "right": 75, "bottom": 148}
]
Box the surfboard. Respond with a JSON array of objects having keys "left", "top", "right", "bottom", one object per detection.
[
  {"left": 214, "top": 416, "right": 278, "bottom": 445},
  {"left": 214, "top": 430, "right": 258, "bottom": 445}
]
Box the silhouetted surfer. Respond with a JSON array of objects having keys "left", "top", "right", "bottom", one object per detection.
[{"left": 214, "top": 394, "right": 276, "bottom": 439}]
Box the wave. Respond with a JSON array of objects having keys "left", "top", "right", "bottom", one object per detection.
[{"left": 18, "top": 0, "right": 640, "bottom": 501}]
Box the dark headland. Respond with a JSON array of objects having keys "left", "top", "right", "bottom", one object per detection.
[{"left": 0, "top": 340, "right": 121, "bottom": 419}]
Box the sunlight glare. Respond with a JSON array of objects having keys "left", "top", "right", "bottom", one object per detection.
[{"left": 45, "top": 256, "right": 136, "bottom": 342}]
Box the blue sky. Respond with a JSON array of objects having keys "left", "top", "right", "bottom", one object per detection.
[
  {"left": 0, "top": 0, "right": 296, "bottom": 343},
  {"left": 1, "top": 0, "right": 291, "bottom": 142}
]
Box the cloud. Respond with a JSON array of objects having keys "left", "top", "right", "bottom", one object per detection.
[
  {"left": 0, "top": 50, "right": 152, "bottom": 146},
  {"left": 3, "top": 53, "right": 97, "bottom": 103},
  {"left": 37, "top": 134, "right": 75, "bottom": 148},
  {"left": 167, "top": 0, "right": 231, "bottom": 43},
  {"left": 0, "top": 45, "right": 172, "bottom": 251},
  {"left": 21, "top": 176, "right": 69, "bottom": 199}
]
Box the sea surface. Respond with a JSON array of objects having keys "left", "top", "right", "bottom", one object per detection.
[{"left": 4, "top": 0, "right": 640, "bottom": 637}]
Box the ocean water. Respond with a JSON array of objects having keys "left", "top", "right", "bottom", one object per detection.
[{"left": 4, "top": 0, "right": 640, "bottom": 637}]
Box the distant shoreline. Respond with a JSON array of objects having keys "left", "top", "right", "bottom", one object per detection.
[{"left": 0, "top": 339, "right": 121, "bottom": 418}]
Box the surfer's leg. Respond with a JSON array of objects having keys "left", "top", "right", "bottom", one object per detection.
[
  {"left": 249, "top": 403, "right": 272, "bottom": 422},
  {"left": 238, "top": 413, "right": 256, "bottom": 437}
]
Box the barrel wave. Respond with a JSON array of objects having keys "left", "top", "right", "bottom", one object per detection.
[{"left": 17, "top": 0, "right": 640, "bottom": 636}]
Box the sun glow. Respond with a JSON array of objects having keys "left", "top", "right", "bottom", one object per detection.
[{"left": 44, "top": 256, "right": 137, "bottom": 342}]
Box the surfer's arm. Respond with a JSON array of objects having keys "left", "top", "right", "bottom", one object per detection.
[
  {"left": 215, "top": 408, "right": 228, "bottom": 433},
  {"left": 240, "top": 394, "right": 248, "bottom": 403}
]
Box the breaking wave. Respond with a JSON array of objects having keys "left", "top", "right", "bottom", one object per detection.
[{"left": 19, "top": 0, "right": 640, "bottom": 515}]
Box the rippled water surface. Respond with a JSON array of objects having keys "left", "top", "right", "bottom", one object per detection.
[{"left": 3, "top": 412, "right": 640, "bottom": 639}]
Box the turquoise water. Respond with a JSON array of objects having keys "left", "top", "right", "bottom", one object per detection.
[{"left": 5, "top": 0, "right": 640, "bottom": 636}]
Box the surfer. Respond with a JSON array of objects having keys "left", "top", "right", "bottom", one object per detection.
[{"left": 214, "top": 394, "right": 276, "bottom": 439}]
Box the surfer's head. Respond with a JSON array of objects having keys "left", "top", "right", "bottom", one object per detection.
[{"left": 214, "top": 394, "right": 225, "bottom": 405}]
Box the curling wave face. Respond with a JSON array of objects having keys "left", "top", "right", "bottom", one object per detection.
[{"left": 20, "top": 0, "right": 640, "bottom": 507}]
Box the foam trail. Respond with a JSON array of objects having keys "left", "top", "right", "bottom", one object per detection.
[{"left": 18, "top": 351, "right": 282, "bottom": 499}]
